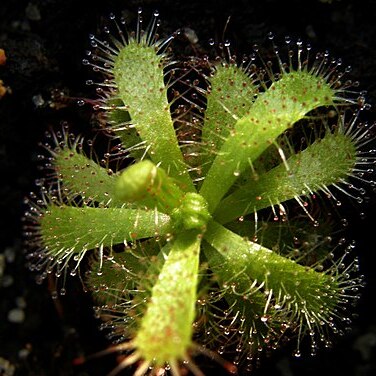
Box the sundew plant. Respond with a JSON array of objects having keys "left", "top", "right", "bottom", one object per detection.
[{"left": 24, "top": 9, "right": 374, "bottom": 376}]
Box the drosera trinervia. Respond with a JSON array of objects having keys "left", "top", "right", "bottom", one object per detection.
[{"left": 23, "top": 8, "right": 374, "bottom": 376}]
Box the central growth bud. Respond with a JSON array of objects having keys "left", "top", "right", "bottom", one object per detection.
[
  {"left": 171, "top": 192, "right": 211, "bottom": 232},
  {"left": 115, "top": 159, "right": 211, "bottom": 232}
]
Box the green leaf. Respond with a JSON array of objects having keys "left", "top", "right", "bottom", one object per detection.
[
  {"left": 40, "top": 205, "right": 172, "bottom": 258},
  {"left": 112, "top": 40, "right": 194, "bottom": 191},
  {"left": 134, "top": 231, "right": 201, "bottom": 366},
  {"left": 200, "top": 70, "right": 338, "bottom": 213},
  {"left": 203, "top": 243, "right": 287, "bottom": 354},
  {"left": 200, "top": 63, "right": 257, "bottom": 175},
  {"left": 204, "top": 221, "right": 340, "bottom": 332},
  {"left": 214, "top": 130, "right": 357, "bottom": 223},
  {"left": 54, "top": 147, "right": 122, "bottom": 206}
]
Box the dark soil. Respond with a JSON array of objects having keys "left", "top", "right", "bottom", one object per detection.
[{"left": 1, "top": 0, "right": 376, "bottom": 375}]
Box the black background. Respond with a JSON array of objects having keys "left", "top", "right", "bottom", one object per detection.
[{"left": 1, "top": 0, "right": 376, "bottom": 375}]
